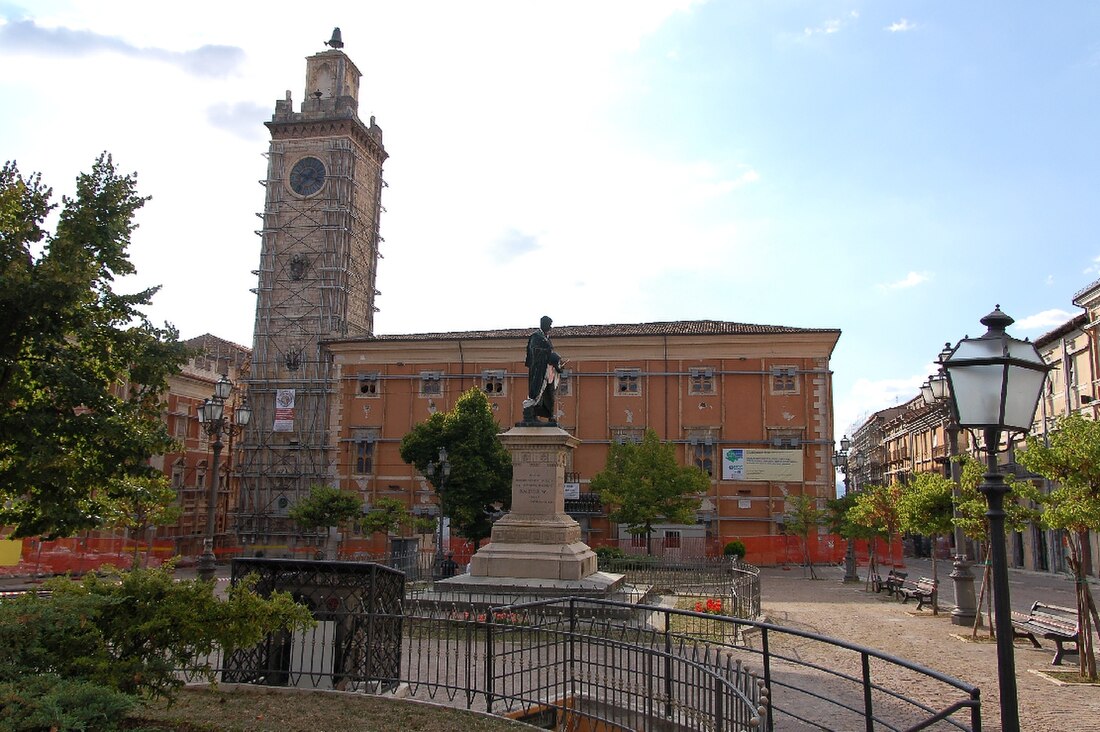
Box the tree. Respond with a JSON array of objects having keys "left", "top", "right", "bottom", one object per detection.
[
  {"left": 784, "top": 493, "right": 826, "bottom": 579},
  {"left": 0, "top": 156, "right": 189, "bottom": 539},
  {"left": 897, "top": 472, "right": 955, "bottom": 613},
  {"left": 399, "top": 388, "right": 512, "bottom": 548},
  {"left": 952, "top": 452, "right": 1041, "bottom": 636},
  {"left": 848, "top": 482, "right": 904, "bottom": 579},
  {"left": 1016, "top": 413, "right": 1100, "bottom": 679},
  {"left": 101, "top": 475, "right": 181, "bottom": 569},
  {"left": 361, "top": 496, "right": 435, "bottom": 537},
  {"left": 288, "top": 484, "right": 363, "bottom": 558},
  {"left": 590, "top": 429, "right": 707, "bottom": 555}
]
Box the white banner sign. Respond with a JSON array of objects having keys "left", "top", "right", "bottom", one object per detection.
[{"left": 273, "top": 389, "right": 295, "bottom": 432}]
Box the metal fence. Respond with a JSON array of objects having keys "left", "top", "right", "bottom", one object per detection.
[
  {"left": 174, "top": 562, "right": 979, "bottom": 731},
  {"left": 598, "top": 555, "right": 762, "bottom": 620}
]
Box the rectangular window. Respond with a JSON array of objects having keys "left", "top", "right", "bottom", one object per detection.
[
  {"left": 615, "top": 368, "right": 641, "bottom": 395},
  {"left": 557, "top": 368, "right": 572, "bottom": 396},
  {"left": 353, "top": 428, "right": 381, "bottom": 474},
  {"left": 630, "top": 534, "right": 646, "bottom": 548},
  {"left": 688, "top": 367, "right": 715, "bottom": 395},
  {"left": 481, "top": 369, "right": 506, "bottom": 396},
  {"left": 611, "top": 427, "right": 644, "bottom": 445},
  {"left": 174, "top": 410, "right": 189, "bottom": 438},
  {"left": 768, "top": 428, "right": 803, "bottom": 450},
  {"left": 419, "top": 371, "right": 443, "bottom": 397},
  {"left": 357, "top": 372, "right": 381, "bottom": 397},
  {"left": 771, "top": 366, "right": 799, "bottom": 394},
  {"left": 663, "top": 530, "right": 682, "bottom": 549},
  {"left": 686, "top": 429, "right": 718, "bottom": 478}
]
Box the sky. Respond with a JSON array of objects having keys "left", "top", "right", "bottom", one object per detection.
[{"left": 2, "top": 1, "right": 1098, "bottom": 442}]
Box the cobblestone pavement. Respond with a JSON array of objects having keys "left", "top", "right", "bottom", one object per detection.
[{"left": 758, "top": 560, "right": 1100, "bottom": 731}]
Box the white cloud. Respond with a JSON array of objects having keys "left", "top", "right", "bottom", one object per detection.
[
  {"left": 876, "top": 271, "right": 931, "bottom": 291},
  {"left": 1014, "top": 309, "right": 1077, "bottom": 331},
  {"left": 836, "top": 373, "right": 926, "bottom": 438},
  {"left": 1083, "top": 254, "right": 1100, "bottom": 275},
  {"left": 886, "top": 19, "right": 917, "bottom": 33},
  {"left": 804, "top": 11, "right": 859, "bottom": 37}
]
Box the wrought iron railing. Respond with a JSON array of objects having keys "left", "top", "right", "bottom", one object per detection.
[
  {"left": 176, "top": 570, "right": 979, "bottom": 731},
  {"left": 598, "top": 555, "right": 762, "bottom": 620}
]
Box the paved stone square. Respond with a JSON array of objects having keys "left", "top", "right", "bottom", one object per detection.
[{"left": 759, "top": 559, "right": 1100, "bottom": 731}]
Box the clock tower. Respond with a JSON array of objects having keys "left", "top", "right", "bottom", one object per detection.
[{"left": 237, "top": 29, "right": 387, "bottom": 551}]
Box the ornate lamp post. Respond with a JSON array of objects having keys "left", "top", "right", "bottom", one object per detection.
[
  {"left": 196, "top": 374, "right": 252, "bottom": 582},
  {"left": 943, "top": 306, "right": 1049, "bottom": 732},
  {"left": 427, "top": 446, "right": 451, "bottom": 579},
  {"left": 833, "top": 436, "right": 859, "bottom": 583},
  {"left": 922, "top": 344, "right": 978, "bottom": 626}
]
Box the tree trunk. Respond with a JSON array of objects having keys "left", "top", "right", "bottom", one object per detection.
[
  {"left": 972, "top": 546, "right": 993, "bottom": 639},
  {"left": 1068, "top": 531, "right": 1098, "bottom": 679},
  {"left": 930, "top": 538, "right": 939, "bottom": 615}
]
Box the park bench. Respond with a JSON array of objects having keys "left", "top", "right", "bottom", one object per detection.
[
  {"left": 1011, "top": 602, "right": 1080, "bottom": 666},
  {"left": 898, "top": 576, "right": 937, "bottom": 611},
  {"left": 872, "top": 569, "right": 908, "bottom": 597}
]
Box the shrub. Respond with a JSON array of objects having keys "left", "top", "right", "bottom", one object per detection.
[
  {"left": 723, "top": 540, "right": 746, "bottom": 559},
  {"left": 0, "top": 566, "right": 314, "bottom": 728},
  {"left": 594, "top": 546, "right": 625, "bottom": 561},
  {"left": 0, "top": 676, "right": 134, "bottom": 732}
]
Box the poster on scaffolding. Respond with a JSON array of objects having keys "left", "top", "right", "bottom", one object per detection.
[
  {"left": 273, "top": 389, "right": 295, "bottom": 432},
  {"left": 722, "top": 448, "right": 803, "bottom": 482}
]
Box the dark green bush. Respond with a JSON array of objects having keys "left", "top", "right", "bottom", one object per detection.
[
  {"left": 0, "top": 675, "right": 134, "bottom": 732},
  {"left": 0, "top": 566, "right": 314, "bottom": 729},
  {"left": 594, "top": 546, "right": 625, "bottom": 561},
  {"left": 723, "top": 540, "right": 747, "bottom": 558}
]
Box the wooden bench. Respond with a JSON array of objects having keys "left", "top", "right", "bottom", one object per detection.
[
  {"left": 898, "top": 576, "right": 937, "bottom": 611},
  {"left": 872, "top": 569, "right": 908, "bottom": 597},
  {"left": 1011, "top": 602, "right": 1080, "bottom": 666}
]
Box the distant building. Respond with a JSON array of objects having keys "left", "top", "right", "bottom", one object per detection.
[{"left": 151, "top": 334, "right": 250, "bottom": 559}]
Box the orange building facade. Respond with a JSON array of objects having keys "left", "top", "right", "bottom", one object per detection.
[{"left": 322, "top": 320, "right": 841, "bottom": 558}]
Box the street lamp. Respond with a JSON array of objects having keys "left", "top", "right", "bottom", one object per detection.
[
  {"left": 922, "top": 343, "right": 978, "bottom": 626},
  {"left": 427, "top": 446, "right": 451, "bottom": 579},
  {"left": 943, "top": 306, "right": 1049, "bottom": 732},
  {"left": 196, "top": 374, "right": 252, "bottom": 582},
  {"left": 833, "top": 437, "right": 859, "bottom": 583}
]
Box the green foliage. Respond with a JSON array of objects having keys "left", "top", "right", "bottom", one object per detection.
[
  {"left": 0, "top": 675, "right": 135, "bottom": 732},
  {"left": 288, "top": 484, "right": 363, "bottom": 531},
  {"left": 590, "top": 429, "right": 706, "bottom": 553},
  {"left": 952, "top": 453, "right": 1041, "bottom": 541},
  {"left": 361, "top": 496, "right": 422, "bottom": 536},
  {"left": 399, "top": 388, "right": 512, "bottom": 547},
  {"left": 595, "top": 546, "right": 626, "bottom": 561},
  {"left": 722, "top": 540, "right": 746, "bottom": 558},
  {"left": 0, "top": 156, "right": 190, "bottom": 539},
  {"left": 897, "top": 472, "right": 955, "bottom": 539},
  {"left": 0, "top": 565, "right": 313, "bottom": 728},
  {"left": 825, "top": 491, "right": 877, "bottom": 541}
]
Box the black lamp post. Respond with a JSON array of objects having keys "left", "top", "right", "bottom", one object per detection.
[
  {"left": 833, "top": 436, "right": 859, "bottom": 583},
  {"left": 427, "top": 446, "right": 451, "bottom": 579},
  {"left": 196, "top": 374, "right": 252, "bottom": 582},
  {"left": 922, "top": 343, "right": 978, "bottom": 626},
  {"left": 943, "top": 306, "right": 1049, "bottom": 732}
]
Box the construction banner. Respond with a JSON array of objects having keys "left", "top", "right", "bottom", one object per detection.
[
  {"left": 722, "top": 448, "right": 803, "bottom": 482},
  {"left": 273, "top": 388, "right": 295, "bottom": 432}
]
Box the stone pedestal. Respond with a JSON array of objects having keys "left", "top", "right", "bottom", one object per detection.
[{"left": 467, "top": 426, "right": 600, "bottom": 581}]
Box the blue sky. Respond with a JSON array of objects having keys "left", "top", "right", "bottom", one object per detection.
[{"left": 1, "top": 1, "right": 1097, "bottom": 440}]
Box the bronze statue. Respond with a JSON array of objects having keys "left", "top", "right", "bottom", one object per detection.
[{"left": 521, "top": 315, "right": 563, "bottom": 426}]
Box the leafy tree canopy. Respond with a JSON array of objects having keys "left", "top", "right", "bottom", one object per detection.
[
  {"left": 0, "top": 156, "right": 189, "bottom": 538},
  {"left": 288, "top": 484, "right": 363, "bottom": 531},
  {"left": 399, "top": 388, "right": 512, "bottom": 547},
  {"left": 897, "top": 471, "right": 955, "bottom": 539},
  {"left": 590, "top": 429, "right": 706, "bottom": 551},
  {"left": 361, "top": 496, "right": 435, "bottom": 536}
]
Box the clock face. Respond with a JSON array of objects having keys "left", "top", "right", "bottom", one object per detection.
[{"left": 289, "top": 156, "right": 326, "bottom": 196}]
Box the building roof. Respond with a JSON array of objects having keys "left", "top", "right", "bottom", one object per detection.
[
  {"left": 1072, "top": 277, "right": 1100, "bottom": 306},
  {"left": 1034, "top": 313, "right": 1088, "bottom": 348},
  {"left": 183, "top": 333, "right": 251, "bottom": 355},
  {"left": 345, "top": 320, "right": 841, "bottom": 343}
]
